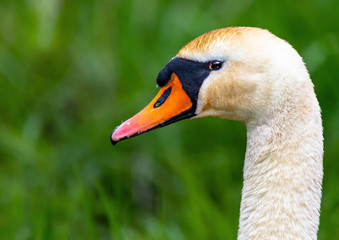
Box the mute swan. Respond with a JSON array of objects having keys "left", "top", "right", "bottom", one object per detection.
[{"left": 111, "top": 27, "right": 323, "bottom": 239}]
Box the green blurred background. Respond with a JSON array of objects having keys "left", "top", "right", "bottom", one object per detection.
[{"left": 1, "top": 0, "right": 338, "bottom": 239}]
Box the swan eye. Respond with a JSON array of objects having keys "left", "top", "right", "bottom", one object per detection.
[{"left": 208, "top": 61, "right": 223, "bottom": 70}]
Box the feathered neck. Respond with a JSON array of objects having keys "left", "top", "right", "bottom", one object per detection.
[{"left": 238, "top": 80, "right": 323, "bottom": 239}]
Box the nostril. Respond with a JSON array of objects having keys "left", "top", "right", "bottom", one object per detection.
[{"left": 153, "top": 87, "right": 172, "bottom": 108}]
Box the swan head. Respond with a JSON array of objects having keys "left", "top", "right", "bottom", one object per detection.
[{"left": 111, "top": 27, "right": 309, "bottom": 144}]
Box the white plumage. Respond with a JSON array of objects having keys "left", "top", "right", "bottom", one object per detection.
[{"left": 179, "top": 27, "right": 323, "bottom": 239}]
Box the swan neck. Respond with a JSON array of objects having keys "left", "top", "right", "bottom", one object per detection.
[{"left": 238, "top": 85, "right": 323, "bottom": 239}]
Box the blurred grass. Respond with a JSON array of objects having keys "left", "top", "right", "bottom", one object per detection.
[{"left": 0, "top": 0, "right": 339, "bottom": 239}]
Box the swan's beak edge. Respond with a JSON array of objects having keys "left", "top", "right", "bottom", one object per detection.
[{"left": 111, "top": 73, "right": 194, "bottom": 145}]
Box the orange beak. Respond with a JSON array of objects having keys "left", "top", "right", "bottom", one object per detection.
[{"left": 111, "top": 73, "right": 194, "bottom": 144}]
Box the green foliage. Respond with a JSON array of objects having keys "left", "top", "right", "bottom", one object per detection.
[{"left": 0, "top": 0, "right": 338, "bottom": 239}]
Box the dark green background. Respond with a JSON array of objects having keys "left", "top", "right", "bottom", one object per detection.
[{"left": 1, "top": 0, "right": 338, "bottom": 239}]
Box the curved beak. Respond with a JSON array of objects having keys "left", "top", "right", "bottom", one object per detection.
[{"left": 111, "top": 73, "right": 195, "bottom": 145}]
